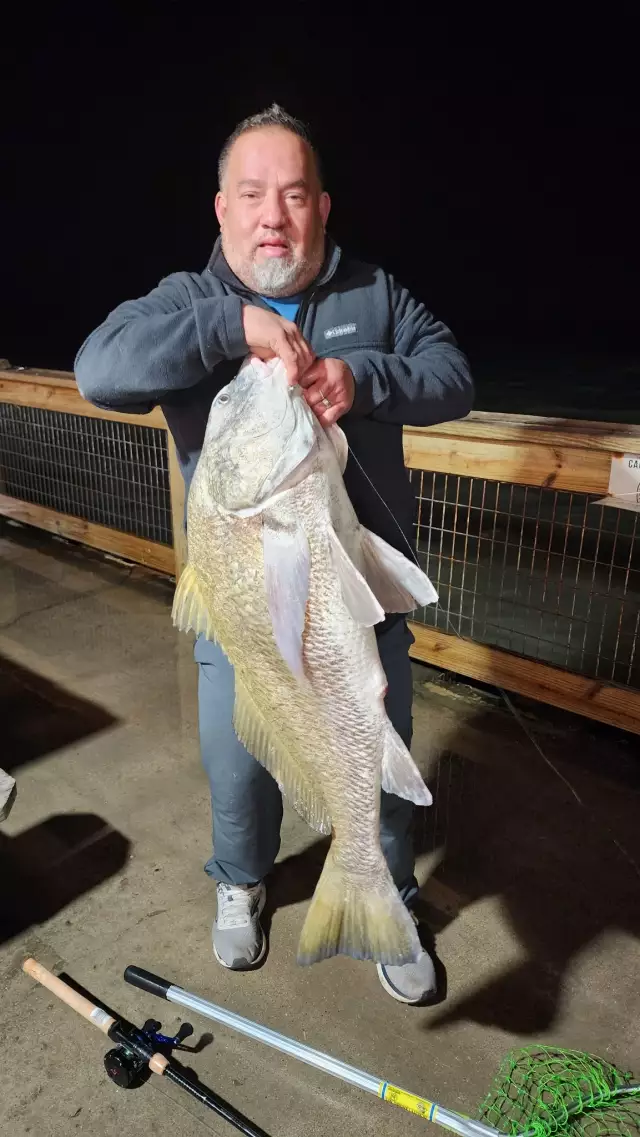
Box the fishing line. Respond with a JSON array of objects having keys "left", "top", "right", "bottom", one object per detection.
[
  {"left": 346, "top": 444, "right": 640, "bottom": 880},
  {"left": 499, "top": 688, "right": 640, "bottom": 881}
]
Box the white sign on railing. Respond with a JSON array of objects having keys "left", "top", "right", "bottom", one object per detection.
[{"left": 596, "top": 453, "right": 640, "bottom": 513}]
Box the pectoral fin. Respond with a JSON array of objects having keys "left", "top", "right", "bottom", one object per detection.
[
  {"left": 263, "top": 520, "right": 310, "bottom": 680},
  {"left": 328, "top": 526, "right": 385, "bottom": 626},
  {"left": 361, "top": 528, "right": 438, "bottom": 612}
]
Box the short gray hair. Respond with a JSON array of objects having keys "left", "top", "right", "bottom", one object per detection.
[{"left": 218, "top": 103, "right": 323, "bottom": 188}]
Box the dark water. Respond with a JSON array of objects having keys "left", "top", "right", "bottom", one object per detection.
[{"left": 470, "top": 349, "right": 640, "bottom": 424}]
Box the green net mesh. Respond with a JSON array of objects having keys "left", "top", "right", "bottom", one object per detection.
[{"left": 477, "top": 1046, "right": 640, "bottom": 1137}]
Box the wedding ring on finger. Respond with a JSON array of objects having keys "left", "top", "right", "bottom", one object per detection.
[{"left": 319, "top": 391, "right": 332, "bottom": 408}]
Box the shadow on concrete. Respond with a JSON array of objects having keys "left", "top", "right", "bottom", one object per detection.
[
  {"left": 0, "top": 812, "right": 130, "bottom": 945},
  {"left": 413, "top": 718, "right": 640, "bottom": 1035},
  {"left": 267, "top": 838, "right": 330, "bottom": 916},
  {"left": 260, "top": 839, "right": 328, "bottom": 967},
  {"left": 0, "top": 653, "right": 118, "bottom": 773}
]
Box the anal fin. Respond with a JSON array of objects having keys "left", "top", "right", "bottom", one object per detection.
[{"left": 381, "top": 724, "right": 433, "bottom": 806}]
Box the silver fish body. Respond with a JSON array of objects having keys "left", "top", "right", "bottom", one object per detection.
[{"left": 173, "top": 357, "right": 438, "bottom": 965}]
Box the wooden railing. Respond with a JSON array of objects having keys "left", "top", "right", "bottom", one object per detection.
[
  {"left": 1, "top": 367, "right": 639, "bottom": 734},
  {"left": 0, "top": 367, "right": 184, "bottom": 579}
]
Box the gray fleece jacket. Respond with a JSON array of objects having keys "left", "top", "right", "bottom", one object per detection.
[{"left": 75, "top": 237, "right": 473, "bottom": 551}]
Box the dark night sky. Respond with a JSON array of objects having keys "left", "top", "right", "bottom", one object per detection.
[{"left": 2, "top": 10, "right": 638, "bottom": 415}]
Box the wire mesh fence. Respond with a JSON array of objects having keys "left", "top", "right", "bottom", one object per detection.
[
  {"left": 0, "top": 403, "right": 172, "bottom": 546},
  {"left": 409, "top": 470, "right": 640, "bottom": 691}
]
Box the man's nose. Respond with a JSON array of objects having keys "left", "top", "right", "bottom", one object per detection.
[{"left": 260, "top": 191, "right": 286, "bottom": 229}]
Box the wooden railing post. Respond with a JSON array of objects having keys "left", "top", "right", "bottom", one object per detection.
[{"left": 166, "top": 431, "right": 187, "bottom": 581}]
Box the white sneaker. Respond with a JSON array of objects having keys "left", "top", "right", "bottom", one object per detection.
[
  {"left": 377, "top": 949, "right": 438, "bottom": 1005},
  {"left": 377, "top": 908, "right": 438, "bottom": 1005},
  {"left": 212, "top": 881, "right": 267, "bottom": 971}
]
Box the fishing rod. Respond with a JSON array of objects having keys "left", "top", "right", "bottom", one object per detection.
[
  {"left": 22, "top": 958, "right": 639, "bottom": 1135},
  {"left": 124, "top": 964, "right": 499, "bottom": 1136},
  {"left": 22, "top": 958, "right": 271, "bottom": 1137},
  {"left": 124, "top": 967, "right": 640, "bottom": 1136}
]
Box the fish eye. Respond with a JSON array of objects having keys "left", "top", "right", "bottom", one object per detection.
[{"left": 216, "top": 393, "right": 230, "bottom": 405}]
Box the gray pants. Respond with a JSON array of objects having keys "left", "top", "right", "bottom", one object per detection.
[{"left": 196, "top": 616, "right": 417, "bottom": 894}]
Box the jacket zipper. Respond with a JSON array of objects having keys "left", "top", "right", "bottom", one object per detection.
[{"left": 295, "top": 289, "right": 316, "bottom": 336}]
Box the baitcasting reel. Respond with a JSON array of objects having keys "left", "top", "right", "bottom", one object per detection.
[{"left": 104, "top": 1017, "right": 194, "bottom": 1088}]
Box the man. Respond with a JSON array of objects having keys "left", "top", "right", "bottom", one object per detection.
[{"left": 75, "top": 105, "right": 473, "bottom": 1005}]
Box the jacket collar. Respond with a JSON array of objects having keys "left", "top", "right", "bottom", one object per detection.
[{"left": 206, "top": 234, "right": 342, "bottom": 295}]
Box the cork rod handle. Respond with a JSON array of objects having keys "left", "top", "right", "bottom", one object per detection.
[{"left": 22, "top": 958, "right": 116, "bottom": 1035}]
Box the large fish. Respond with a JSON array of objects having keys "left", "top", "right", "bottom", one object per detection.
[{"left": 173, "top": 356, "right": 438, "bottom": 966}]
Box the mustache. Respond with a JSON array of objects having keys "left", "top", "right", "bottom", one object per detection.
[{"left": 254, "top": 235, "right": 293, "bottom": 252}]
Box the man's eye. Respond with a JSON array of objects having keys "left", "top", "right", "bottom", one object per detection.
[{"left": 241, "top": 192, "right": 258, "bottom": 200}]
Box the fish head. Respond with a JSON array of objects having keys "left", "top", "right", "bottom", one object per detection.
[{"left": 202, "top": 356, "right": 318, "bottom": 513}]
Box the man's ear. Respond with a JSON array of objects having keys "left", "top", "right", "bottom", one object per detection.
[
  {"left": 215, "top": 191, "right": 226, "bottom": 227},
  {"left": 319, "top": 191, "right": 331, "bottom": 228}
]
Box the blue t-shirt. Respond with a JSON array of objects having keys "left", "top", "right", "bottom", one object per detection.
[{"left": 260, "top": 294, "right": 303, "bottom": 322}]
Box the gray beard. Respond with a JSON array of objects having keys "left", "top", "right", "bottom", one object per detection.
[{"left": 248, "top": 255, "right": 310, "bottom": 298}]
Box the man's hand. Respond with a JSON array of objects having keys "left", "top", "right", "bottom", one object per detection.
[
  {"left": 298, "top": 358, "right": 355, "bottom": 425},
  {"left": 242, "top": 305, "right": 315, "bottom": 385}
]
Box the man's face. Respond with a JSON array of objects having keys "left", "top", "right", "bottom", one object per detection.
[{"left": 215, "top": 127, "right": 331, "bottom": 297}]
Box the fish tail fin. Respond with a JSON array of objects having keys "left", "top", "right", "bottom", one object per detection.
[{"left": 297, "top": 844, "right": 421, "bottom": 966}]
